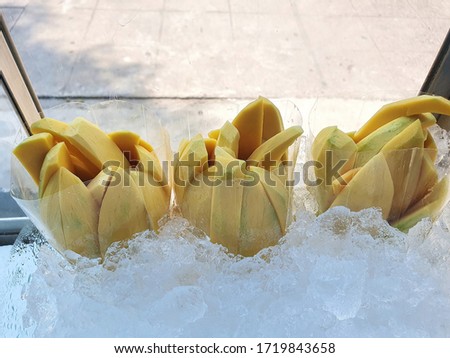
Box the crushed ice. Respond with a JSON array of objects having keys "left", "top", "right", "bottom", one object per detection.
[{"left": 2, "top": 204, "right": 450, "bottom": 337}]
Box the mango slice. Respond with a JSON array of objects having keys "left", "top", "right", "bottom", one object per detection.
[
  {"left": 383, "top": 148, "right": 423, "bottom": 221},
  {"left": 208, "top": 128, "right": 220, "bottom": 140},
  {"left": 69, "top": 154, "right": 98, "bottom": 182},
  {"left": 239, "top": 173, "right": 282, "bottom": 257},
  {"left": 216, "top": 121, "right": 240, "bottom": 157},
  {"left": 411, "top": 154, "right": 438, "bottom": 207},
  {"left": 63, "top": 117, "right": 129, "bottom": 171},
  {"left": 393, "top": 177, "right": 449, "bottom": 231},
  {"left": 39, "top": 142, "right": 74, "bottom": 197},
  {"left": 175, "top": 97, "right": 303, "bottom": 256},
  {"left": 331, "top": 153, "right": 394, "bottom": 220},
  {"left": 232, "top": 98, "right": 264, "bottom": 160},
  {"left": 31, "top": 117, "right": 99, "bottom": 180},
  {"left": 213, "top": 146, "right": 248, "bottom": 179},
  {"left": 13, "top": 132, "right": 55, "bottom": 184},
  {"left": 381, "top": 119, "right": 425, "bottom": 152},
  {"left": 87, "top": 167, "right": 111, "bottom": 207},
  {"left": 355, "top": 116, "right": 416, "bottom": 167},
  {"left": 204, "top": 138, "right": 217, "bottom": 162},
  {"left": 379, "top": 120, "right": 425, "bottom": 220},
  {"left": 94, "top": 166, "right": 149, "bottom": 257},
  {"left": 30, "top": 117, "right": 69, "bottom": 138},
  {"left": 331, "top": 167, "right": 361, "bottom": 196},
  {"left": 174, "top": 135, "right": 209, "bottom": 203},
  {"left": 180, "top": 169, "right": 214, "bottom": 235},
  {"left": 424, "top": 130, "right": 438, "bottom": 163},
  {"left": 417, "top": 112, "right": 437, "bottom": 131},
  {"left": 353, "top": 95, "right": 450, "bottom": 142},
  {"left": 40, "top": 167, "right": 100, "bottom": 258},
  {"left": 261, "top": 97, "right": 284, "bottom": 143},
  {"left": 232, "top": 96, "right": 286, "bottom": 161},
  {"left": 209, "top": 174, "right": 244, "bottom": 255},
  {"left": 312, "top": 95, "right": 450, "bottom": 231},
  {"left": 250, "top": 166, "right": 289, "bottom": 233},
  {"left": 108, "top": 130, "right": 154, "bottom": 165},
  {"left": 247, "top": 126, "right": 303, "bottom": 168},
  {"left": 134, "top": 144, "right": 166, "bottom": 184},
  {"left": 130, "top": 169, "right": 170, "bottom": 230},
  {"left": 15, "top": 115, "right": 170, "bottom": 259},
  {"left": 311, "top": 126, "right": 357, "bottom": 213}
]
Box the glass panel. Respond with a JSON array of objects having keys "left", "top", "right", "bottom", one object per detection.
[{"left": 0, "top": 80, "right": 28, "bottom": 244}]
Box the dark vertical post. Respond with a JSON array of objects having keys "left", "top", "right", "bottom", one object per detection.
[{"left": 420, "top": 29, "right": 450, "bottom": 129}]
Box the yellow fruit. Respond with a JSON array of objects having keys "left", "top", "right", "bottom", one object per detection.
[
  {"left": 204, "top": 138, "right": 217, "bottom": 163},
  {"left": 208, "top": 128, "right": 220, "bottom": 140},
  {"left": 108, "top": 130, "right": 154, "bottom": 165},
  {"left": 174, "top": 135, "right": 209, "bottom": 203},
  {"left": 393, "top": 177, "right": 449, "bottom": 231},
  {"left": 216, "top": 121, "right": 240, "bottom": 157},
  {"left": 17, "top": 115, "right": 171, "bottom": 260},
  {"left": 261, "top": 97, "right": 284, "bottom": 142},
  {"left": 206, "top": 166, "right": 284, "bottom": 256},
  {"left": 381, "top": 119, "right": 425, "bottom": 152},
  {"left": 411, "top": 153, "right": 438, "bottom": 208},
  {"left": 383, "top": 148, "right": 424, "bottom": 221},
  {"left": 69, "top": 154, "right": 98, "bottom": 182},
  {"left": 213, "top": 146, "right": 248, "bottom": 179},
  {"left": 416, "top": 112, "right": 437, "bottom": 131},
  {"left": 13, "top": 132, "right": 55, "bottom": 184},
  {"left": 380, "top": 120, "right": 425, "bottom": 221},
  {"left": 93, "top": 166, "right": 149, "bottom": 257},
  {"left": 353, "top": 95, "right": 449, "bottom": 142},
  {"left": 311, "top": 96, "right": 450, "bottom": 231},
  {"left": 331, "top": 153, "right": 394, "bottom": 220},
  {"left": 251, "top": 166, "right": 289, "bottom": 233},
  {"left": 355, "top": 117, "right": 416, "bottom": 167},
  {"left": 134, "top": 145, "right": 166, "bottom": 185},
  {"left": 40, "top": 167, "right": 100, "bottom": 258},
  {"left": 30, "top": 117, "right": 69, "bottom": 138},
  {"left": 239, "top": 169, "right": 282, "bottom": 256},
  {"left": 39, "top": 142, "right": 74, "bottom": 197},
  {"left": 31, "top": 117, "right": 119, "bottom": 181},
  {"left": 180, "top": 169, "right": 214, "bottom": 235},
  {"left": 311, "top": 126, "right": 357, "bottom": 213},
  {"left": 31, "top": 117, "right": 99, "bottom": 180},
  {"left": 175, "top": 97, "right": 302, "bottom": 256},
  {"left": 87, "top": 167, "right": 112, "bottom": 207},
  {"left": 232, "top": 96, "right": 285, "bottom": 160},
  {"left": 63, "top": 117, "right": 129, "bottom": 171},
  {"left": 232, "top": 98, "right": 264, "bottom": 160},
  {"left": 209, "top": 175, "right": 244, "bottom": 255},
  {"left": 331, "top": 167, "right": 361, "bottom": 195},
  {"left": 130, "top": 170, "right": 170, "bottom": 230},
  {"left": 247, "top": 126, "right": 303, "bottom": 169},
  {"left": 424, "top": 130, "right": 438, "bottom": 162}
]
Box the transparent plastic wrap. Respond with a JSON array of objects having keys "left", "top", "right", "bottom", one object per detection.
[{"left": 10, "top": 101, "right": 171, "bottom": 259}]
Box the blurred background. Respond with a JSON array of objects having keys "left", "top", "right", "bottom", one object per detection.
[{"left": 1, "top": 0, "right": 448, "bottom": 107}]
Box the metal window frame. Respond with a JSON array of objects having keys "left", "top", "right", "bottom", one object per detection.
[{"left": 0, "top": 12, "right": 43, "bottom": 245}]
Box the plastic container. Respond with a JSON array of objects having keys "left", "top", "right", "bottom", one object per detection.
[{"left": 10, "top": 100, "right": 171, "bottom": 259}]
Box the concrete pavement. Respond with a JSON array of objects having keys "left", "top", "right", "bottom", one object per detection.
[{"left": 1, "top": 0, "right": 448, "bottom": 102}]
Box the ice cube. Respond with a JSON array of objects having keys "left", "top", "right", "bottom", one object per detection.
[{"left": 2, "top": 199, "right": 450, "bottom": 337}]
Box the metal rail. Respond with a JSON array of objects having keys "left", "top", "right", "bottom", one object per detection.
[
  {"left": 0, "top": 12, "right": 43, "bottom": 245},
  {"left": 420, "top": 29, "right": 450, "bottom": 129}
]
